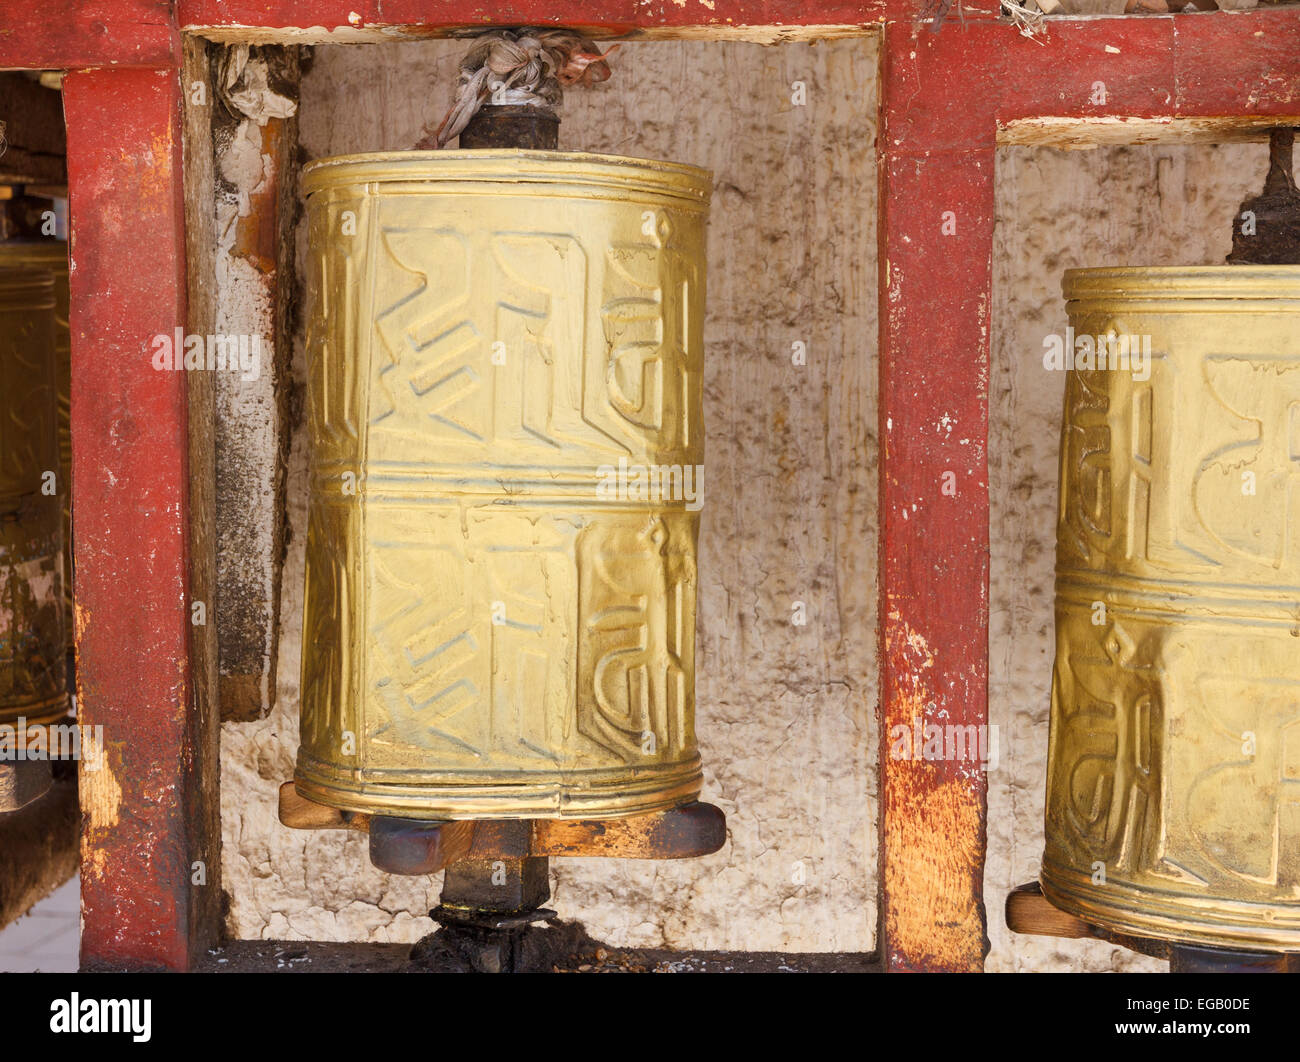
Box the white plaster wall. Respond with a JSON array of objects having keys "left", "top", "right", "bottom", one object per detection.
[{"left": 220, "top": 37, "right": 881, "bottom": 953}]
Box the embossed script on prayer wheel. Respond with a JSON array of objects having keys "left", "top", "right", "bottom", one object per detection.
[
  {"left": 1043, "top": 266, "right": 1300, "bottom": 951},
  {"left": 0, "top": 268, "right": 68, "bottom": 728},
  {"left": 0, "top": 242, "right": 71, "bottom": 633},
  {"left": 297, "top": 151, "right": 710, "bottom": 820}
]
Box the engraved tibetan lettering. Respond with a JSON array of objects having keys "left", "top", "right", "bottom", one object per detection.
[
  {"left": 1042, "top": 265, "right": 1300, "bottom": 951},
  {"left": 296, "top": 151, "right": 711, "bottom": 821}
]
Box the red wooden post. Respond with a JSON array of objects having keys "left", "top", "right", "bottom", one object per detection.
[
  {"left": 877, "top": 23, "right": 998, "bottom": 972},
  {"left": 876, "top": 150, "right": 994, "bottom": 972},
  {"left": 64, "top": 66, "right": 218, "bottom": 971}
]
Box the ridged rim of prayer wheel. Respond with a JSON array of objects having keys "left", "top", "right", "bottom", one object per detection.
[
  {"left": 302, "top": 149, "right": 713, "bottom": 207},
  {"left": 1064, "top": 264, "right": 1300, "bottom": 305},
  {"left": 0, "top": 242, "right": 69, "bottom": 270}
]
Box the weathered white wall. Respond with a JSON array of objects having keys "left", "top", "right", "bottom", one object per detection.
[
  {"left": 221, "top": 37, "right": 880, "bottom": 953},
  {"left": 986, "top": 140, "right": 1259, "bottom": 972}
]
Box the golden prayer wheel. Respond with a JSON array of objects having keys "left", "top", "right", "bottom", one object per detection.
[
  {"left": 0, "top": 242, "right": 71, "bottom": 633},
  {"left": 1043, "top": 265, "right": 1300, "bottom": 951},
  {"left": 0, "top": 268, "right": 68, "bottom": 728},
  {"left": 297, "top": 150, "right": 711, "bottom": 821}
]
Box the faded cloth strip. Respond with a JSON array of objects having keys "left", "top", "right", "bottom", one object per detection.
[{"left": 418, "top": 30, "right": 619, "bottom": 150}]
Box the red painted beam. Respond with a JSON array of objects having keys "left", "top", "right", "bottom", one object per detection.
[
  {"left": 881, "top": 11, "right": 1300, "bottom": 154},
  {"left": 0, "top": 0, "right": 177, "bottom": 70},
  {"left": 1172, "top": 7, "right": 1300, "bottom": 117},
  {"left": 997, "top": 11, "right": 1300, "bottom": 122},
  {"left": 881, "top": 18, "right": 1178, "bottom": 155},
  {"left": 65, "top": 66, "right": 215, "bottom": 971},
  {"left": 177, "top": 0, "right": 890, "bottom": 32},
  {"left": 174, "top": 0, "right": 1300, "bottom": 43},
  {"left": 172, "top": 0, "right": 1034, "bottom": 31}
]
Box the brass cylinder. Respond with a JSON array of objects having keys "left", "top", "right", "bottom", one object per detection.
[
  {"left": 297, "top": 151, "right": 711, "bottom": 820},
  {"left": 1043, "top": 265, "right": 1300, "bottom": 951},
  {"left": 0, "top": 268, "right": 68, "bottom": 727},
  {"left": 0, "top": 242, "right": 71, "bottom": 634}
]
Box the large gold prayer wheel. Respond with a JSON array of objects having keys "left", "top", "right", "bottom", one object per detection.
[
  {"left": 297, "top": 151, "right": 710, "bottom": 820},
  {"left": 0, "top": 268, "right": 68, "bottom": 728},
  {"left": 0, "top": 242, "right": 71, "bottom": 633},
  {"left": 1043, "top": 265, "right": 1300, "bottom": 951}
]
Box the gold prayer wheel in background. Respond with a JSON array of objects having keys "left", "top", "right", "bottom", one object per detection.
[
  {"left": 0, "top": 242, "right": 71, "bottom": 634},
  {"left": 0, "top": 268, "right": 68, "bottom": 727},
  {"left": 297, "top": 151, "right": 710, "bottom": 820},
  {"left": 1043, "top": 265, "right": 1300, "bottom": 951}
]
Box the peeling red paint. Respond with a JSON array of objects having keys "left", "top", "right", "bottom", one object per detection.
[
  {"left": 65, "top": 67, "right": 212, "bottom": 972},
  {"left": 0, "top": 0, "right": 176, "bottom": 68},
  {"left": 177, "top": 0, "right": 892, "bottom": 32},
  {"left": 878, "top": 127, "right": 993, "bottom": 970}
]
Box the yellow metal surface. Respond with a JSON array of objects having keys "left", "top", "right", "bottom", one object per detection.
[
  {"left": 1043, "top": 265, "right": 1300, "bottom": 951},
  {"left": 297, "top": 150, "right": 711, "bottom": 820},
  {"left": 0, "top": 268, "right": 67, "bottom": 727},
  {"left": 0, "top": 242, "right": 71, "bottom": 631}
]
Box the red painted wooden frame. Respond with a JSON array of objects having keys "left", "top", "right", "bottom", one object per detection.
[
  {"left": 62, "top": 66, "right": 208, "bottom": 972},
  {"left": 1, "top": 0, "right": 1296, "bottom": 971},
  {"left": 878, "top": 11, "right": 1300, "bottom": 972}
]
